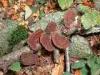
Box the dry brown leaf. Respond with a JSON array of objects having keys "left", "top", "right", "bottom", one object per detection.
[
  {"left": 74, "top": 69, "right": 81, "bottom": 75},
  {"left": 11, "top": 14, "right": 19, "bottom": 20},
  {"left": 51, "top": 55, "right": 64, "bottom": 75},
  {"left": 1, "top": 0, "right": 9, "bottom": 7},
  {"left": 32, "top": 10, "right": 39, "bottom": 22},
  {"left": 44, "top": 0, "right": 56, "bottom": 14}
]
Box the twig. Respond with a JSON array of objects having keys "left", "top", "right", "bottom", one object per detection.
[{"left": 65, "top": 47, "right": 70, "bottom": 72}]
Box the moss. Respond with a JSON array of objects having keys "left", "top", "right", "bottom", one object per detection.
[{"left": 8, "top": 25, "right": 28, "bottom": 49}]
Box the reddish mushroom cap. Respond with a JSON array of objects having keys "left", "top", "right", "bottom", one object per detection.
[
  {"left": 20, "top": 52, "right": 39, "bottom": 66},
  {"left": 40, "top": 33, "right": 55, "bottom": 52},
  {"left": 27, "top": 29, "right": 43, "bottom": 51},
  {"left": 51, "top": 32, "right": 69, "bottom": 49},
  {"left": 64, "top": 9, "right": 77, "bottom": 27},
  {"left": 45, "top": 21, "right": 58, "bottom": 33}
]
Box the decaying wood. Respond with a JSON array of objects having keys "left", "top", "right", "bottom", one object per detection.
[
  {"left": 51, "top": 55, "right": 64, "bottom": 75},
  {"left": 0, "top": 46, "right": 31, "bottom": 72}
]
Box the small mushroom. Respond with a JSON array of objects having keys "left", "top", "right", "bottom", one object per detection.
[
  {"left": 51, "top": 32, "right": 70, "bottom": 72},
  {"left": 40, "top": 33, "right": 55, "bottom": 52},
  {"left": 20, "top": 52, "right": 39, "bottom": 66},
  {"left": 45, "top": 21, "right": 57, "bottom": 33},
  {"left": 27, "top": 29, "right": 43, "bottom": 51},
  {"left": 51, "top": 32, "right": 69, "bottom": 49}
]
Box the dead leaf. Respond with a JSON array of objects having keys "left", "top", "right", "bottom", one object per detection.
[
  {"left": 51, "top": 55, "right": 64, "bottom": 75},
  {"left": 44, "top": 0, "right": 56, "bottom": 14},
  {"left": 74, "top": 69, "right": 81, "bottom": 75},
  {"left": 1, "top": 0, "right": 9, "bottom": 8},
  {"left": 83, "top": 0, "right": 95, "bottom": 7}
]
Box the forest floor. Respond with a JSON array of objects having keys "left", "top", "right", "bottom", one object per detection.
[{"left": 0, "top": 0, "right": 100, "bottom": 75}]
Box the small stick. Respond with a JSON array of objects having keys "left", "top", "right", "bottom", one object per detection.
[
  {"left": 65, "top": 47, "right": 70, "bottom": 72},
  {"left": 53, "top": 49, "right": 60, "bottom": 64}
]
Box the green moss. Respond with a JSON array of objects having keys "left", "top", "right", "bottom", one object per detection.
[{"left": 8, "top": 25, "right": 28, "bottom": 48}]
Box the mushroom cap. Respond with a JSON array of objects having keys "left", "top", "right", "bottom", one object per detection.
[
  {"left": 40, "top": 33, "right": 55, "bottom": 52},
  {"left": 51, "top": 32, "right": 69, "bottom": 49},
  {"left": 45, "top": 21, "right": 58, "bottom": 33},
  {"left": 64, "top": 8, "right": 77, "bottom": 27},
  {"left": 20, "top": 52, "right": 39, "bottom": 66},
  {"left": 27, "top": 29, "right": 43, "bottom": 51}
]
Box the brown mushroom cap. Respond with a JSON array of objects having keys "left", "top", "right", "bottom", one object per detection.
[
  {"left": 27, "top": 29, "right": 43, "bottom": 51},
  {"left": 64, "top": 8, "right": 77, "bottom": 27},
  {"left": 40, "top": 33, "right": 55, "bottom": 52},
  {"left": 51, "top": 32, "right": 69, "bottom": 49},
  {"left": 45, "top": 21, "right": 58, "bottom": 33},
  {"left": 20, "top": 52, "right": 39, "bottom": 66}
]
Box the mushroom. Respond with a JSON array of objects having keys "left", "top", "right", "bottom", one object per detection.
[
  {"left": 27, "top": 29, "right": 43, "bottom": 52},
  {"left": 51, "top": 32, "right": 70, "bottom": 72},
  {"left": 27, "top": 21, "right": 70, "bottom": 70},
  {"left": 40, "top": 22, "right": 59, "bottom": 63}
]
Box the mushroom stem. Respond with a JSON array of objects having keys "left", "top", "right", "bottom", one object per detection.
[
  {"left": 65, "top": 47, "right": 70, "bottom": 72},
  {"left": 53, "top": 49, "right": 60, "bottom": 64}
]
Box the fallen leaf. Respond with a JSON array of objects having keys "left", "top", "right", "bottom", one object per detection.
[
  {"left": 1, "top": 0, "right": 9, "bottom": 7},
  {"left": 58, "top": 0, "right": 73, "bottom": 10},
  {"left": 9, "top": 61, "right": 22, "bottom": 72},
  {"left": 74, "top": 69, "right": 81, "bottom": 75}
]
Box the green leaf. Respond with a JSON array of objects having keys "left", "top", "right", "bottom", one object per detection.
[
  {"left": 31, "top": 7, "right": 37, "bottom": 13},
  {"left": 9, "top": 61, "right": 22, "bottom": 72},
  {"left": 96, "top": 57, "right": 100, "bottom": 65},
  {"left": 58, "top": 0, "right": 73, "bottom": 10},
  {"left": 81, "top": 10, "right": 100, "bottom": 30},
  {"left": 69, "top": 35, "right": 92, "bottom": 58},
  {"left": 87, "top": 56, "right": 100, "bottom": 75},
  {"left": 39, "top": 10, "right": 45, "bottom": 18},
  {"left": 71, "top": 61, "right": 85, "bottom": 69},
  {"left": 63, "top": 72, "right": 71, "bottom": 75},
  {"left": 80, "top": 66, "right": 88, "bottom": 75},
  {"left": 77, "top": 4, "right": 92, "bottom": 13}
]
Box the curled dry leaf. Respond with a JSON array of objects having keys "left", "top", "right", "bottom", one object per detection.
[
  {"left": 74, "top": 69, "right": 81, "bottom": 75},
  {"left": 6, "top": 8, "right": 15, "bottom": 18},
  {"left": 51, "top": 32, "right": 69, "bottom": 49},
  {"left": 27, "top": 29, "right": 43, "bottom": 51},
  {"left": 20, "top": 52, "right": 39, "bottom": 66},
  {"left": 82, "top": 0, "right": 95, "bottom": 7},
  {"left": 45, "top": 21, "right": 58, "bottom": 33},
  {"left": 40, "top": 33, "right": 55, "bottom": 52}
]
